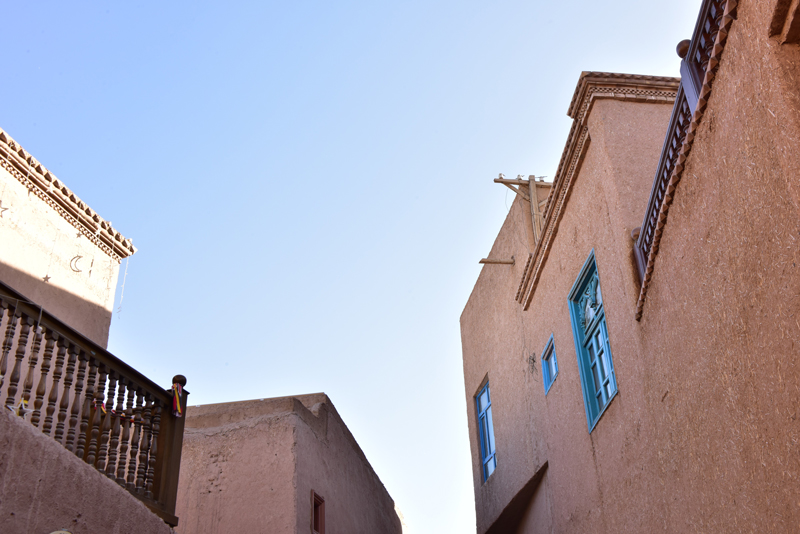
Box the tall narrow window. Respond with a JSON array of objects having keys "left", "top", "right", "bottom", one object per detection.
[
  {"left": 476, "top": 382, "right": 496, "bottom": 481},
  {"left": 541, "top": 334, "right": 558, "bottom": 395},
  {"left": 568, "top": 251, "right": 618, "bottom": 431},
  {"left": 312, "top": 492, "right": 325, "bottom": 534}
]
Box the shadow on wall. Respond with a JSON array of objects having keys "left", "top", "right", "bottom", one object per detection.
[{"left": 0, "top": 260, "right": 114, "bottom": 348}]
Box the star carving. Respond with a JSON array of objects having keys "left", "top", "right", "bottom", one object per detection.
[{"left": 42, "top": 274, "right": 51, "bottom": 283}]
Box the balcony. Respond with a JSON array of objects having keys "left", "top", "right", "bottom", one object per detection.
[
  {"left": 633, "top": 0, "right": 737, "bottom": 319},
  {"left": 0, "top": 279, "right": 188, "bottom": 527}
]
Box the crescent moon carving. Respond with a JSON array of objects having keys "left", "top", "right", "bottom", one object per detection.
[{"left": 70, "top": 255, "right": 83, "bottom": 273}]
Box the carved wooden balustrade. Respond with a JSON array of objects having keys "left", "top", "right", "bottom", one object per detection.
[
  {"left": 633, "top": 0, "right": 730, "bottom": 288},
  {"left": 0, "top": 280, "right": 188, "bottom": 527}
]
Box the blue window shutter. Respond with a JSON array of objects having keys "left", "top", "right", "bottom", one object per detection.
[
  {"left": 476, "top": 382, "right": 497, "bottom": 481},
  {"left": 568, "top": 250, "right": 618, "bottom": 431}
]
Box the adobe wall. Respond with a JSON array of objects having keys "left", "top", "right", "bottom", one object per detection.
[
  {"left": 635, "top": 0, "right": 800, "bottom": 530},
  {"left": 462, "top": 3, "right": 800, "bottom": 533},
  {"left": 294, "top": 395, "right": 402, "bottom": 534},
  {"left": 0, "top": 144, "right": 122, "bottom": 348},
  {"left": 174, "top": 397, "right": 299, "bottom": 534},
  {"left": 461, "top": 97, "right": 674, "bottom": 533},
  {"left": 174, "top": 394, "right": 401, "bottom": 534},
  {"left": 0, "top": 406, "right": 172, "bottom": 534}
]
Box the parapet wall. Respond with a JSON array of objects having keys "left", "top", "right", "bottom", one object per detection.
[{"left": 0, "top": 408, "right": 172, "bottom": 534}]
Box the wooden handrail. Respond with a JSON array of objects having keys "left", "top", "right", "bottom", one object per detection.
[
  {"left": 0, "top": 279, "right": 188, "bottom": 527},
  {"left": 633, "top": 0, "right": 728, "bottom": 287}
]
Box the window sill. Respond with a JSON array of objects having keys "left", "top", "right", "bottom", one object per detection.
[{"left": 588, "top": 390, "right": 618, "bottom": 433}]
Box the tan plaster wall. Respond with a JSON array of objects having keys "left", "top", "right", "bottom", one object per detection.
[
  {"left": 294, "top": 396, "right": 402, "bottom": 534},
  {"left": 462, "top": 3, "right": 800, "bottom": 533},
  {"left": 0, "top": 165, "right": 119, "bottom": 347},
  {"left": 461, "top": 98, "right": 673, "bottom": 533},
  {"left": 633, "top": 0, "right": 800, "bottom": 530},
  {"left": 175, "top": 394, "right": 401, "bottom": 534},
  {"left": 0, "top": 406, "right": 172, "bottom": 534},
  {"left": 175, "top": 397, "right": 298, "bottom": 534},
  {"left": 514, "top": 469, "right": 552, "bottom": 534}
]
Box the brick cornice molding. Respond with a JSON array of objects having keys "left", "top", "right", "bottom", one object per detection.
[
  {"left": 0, "top": 128, "right": 136, "bottom": 261},
  {"left": 521, "top": 73, "right": 679, "bottom": 310}
]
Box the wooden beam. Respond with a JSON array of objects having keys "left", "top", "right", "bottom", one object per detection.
[
  {"left": 499, "top": 182, "right": 530, "bottom": 201},
  {"left": 480, "top": 257, "right": 515, "bottom": 265},
  {"left": 494, "top": 178, "right": 530, "bottom": 186}
]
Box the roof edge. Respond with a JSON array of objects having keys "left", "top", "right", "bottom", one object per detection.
[
  {"left": 567, "top": 72, "right": 681, "bottom": 118},
  {"left": 0, "top": 127, "right": 137, "bottom": 261},
  {"left": 522, "top": 71, "right": 679, "bottom": 309}
]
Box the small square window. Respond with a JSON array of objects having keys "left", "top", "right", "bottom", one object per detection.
[
  {"left": 541, "top": 334, "right": 558, "bottom": 394},
  {"left": 312, "top": 492, "right": 325, "bottom": 534}
]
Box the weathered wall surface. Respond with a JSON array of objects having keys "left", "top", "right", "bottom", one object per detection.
[
  {"left": 0, "top": 407, "right": 172, "bottom": 534},
  {"left": 461, "top": 97, "right": 674, "bottom": 533},
  {"left": 175, "top": 397, "right": 299, "bottom": 534},
  {"left": 0, "top": 142, "right": 122, "bottom": 347},
  {"left": 461, "top": 2, "right": 800, "bottom": 533},
  {"left": 636, "top": 0, "right": 800, "bottom": 530},
  {"left": 175, "top": 394, "right": 401, "bottom": 534},
  {"left": 294, "top": 395, "right": 402, "bottom": 534}
]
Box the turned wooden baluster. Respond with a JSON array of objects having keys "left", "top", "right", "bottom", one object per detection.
[
  {"left": 86, "top": 364, "right": 107, "bottom": 467},
  {"left": 106, "top": 375, "right": 126, "bottom": 478},
  {"left": 0, "top": 302, "right": 19, "bottom": 390},
  {"left": 6, "top": 314, "right": 33, "bottom": 408},
  {"left": 145, "top": 400, "right": 162, "bottom": 499},
  {"left": 136, "top": 393, "right": 153, "bottom": 493},
  {"left": 127, "top": 388, "right": 143, "bottom": 491},
  {"left": 44, "top": 334, "right": 67, "bottom": 437},
  {"left": 96, "top": 370, "right": 116, "bottom": 471},
  {"left": 55, "top": 340, "right": 77, "bottom": 442},
  {"left": 32, "top": 329, "right": 56, "bottom": 428},
  {"left": 76, "top": 357, "right": 98, "bottom": 459},
  {"left": 116, "top": 381, "right": 135, "bottom": 486},
  {"left": 66, "top": 346, "right": 86, "bottom": 452},
  {"left": 21, "top": 325, "right": 44, "bottom": 414}
]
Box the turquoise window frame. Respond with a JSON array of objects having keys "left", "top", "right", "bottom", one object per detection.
[
  {"left": 568, "top": 250, "right": 618, "bottom": 432},
  {"left": 541, "top": 334, "right": 558, "bottom": 395},
  {"left": 475, "top": 382, "right": 497, "bottom": 482}
]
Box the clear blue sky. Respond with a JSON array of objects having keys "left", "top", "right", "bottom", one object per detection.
[{"left": 1, "top": 1, "right": 698, "bottom": 531}]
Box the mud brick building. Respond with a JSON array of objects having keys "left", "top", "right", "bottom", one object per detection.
[{"left": 460, "top": 0, "right": 800, "bottom": 532}]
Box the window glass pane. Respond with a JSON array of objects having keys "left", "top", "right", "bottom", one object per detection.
[
  {"left": 479, "top": 416, "right": 489, "bottom": 454},
  {"left": 596, "top": 279, "right": 603, "bottom": 307},
  {"left": 485, "top": 456, "right": 496, "bottom": 478},
  {"left": 591, "top": 362, "right": 601, "bottom": 392},
  {"left": 478, "top": 390, "right": 488, "bottom": 412},
  {"left": 486, "top": 407, "right": 495, "bottom": 452}
]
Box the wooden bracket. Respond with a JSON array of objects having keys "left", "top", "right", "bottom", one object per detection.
[{"left": 480, "top": 256, "right": 515, "bottom": 265}]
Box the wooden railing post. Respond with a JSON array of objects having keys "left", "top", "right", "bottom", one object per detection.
[
  {"left": 67, "top": 347, "right": 87, "bottom": 452},
  {"left": 21, "top": 325, "right": 44, "bottom": 414},
  {"left": 32, "top": 328, "right": 56, "bottom": 428},
  {"left": 157, "top": 375, "right": 189, "bottom": 522},
  {"left": 0, "top": 301, "right": 19, "bottom": 390}
]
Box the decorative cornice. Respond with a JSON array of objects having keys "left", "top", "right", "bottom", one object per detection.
[
  {"left": 522, "top": 73, "right": 679, "bottom": 310},
  {"left": 515, "top": 253, "right": 534, "bottom": 303},
  {"left": 635, "top": 0, "right": 738, "bottom": 320},
  {"left": 0, "top": 128, "right": 136, "bottom": 262}
]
